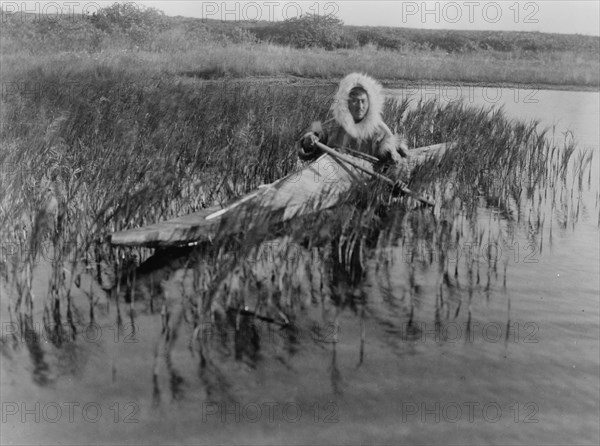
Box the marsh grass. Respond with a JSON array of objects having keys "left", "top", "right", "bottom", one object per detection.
[
  {"left": 5, "top": 43, "right": 597, "bottom": 88},
  {"left": 0, "top": 60, "right": 595, "bottom": 391}
]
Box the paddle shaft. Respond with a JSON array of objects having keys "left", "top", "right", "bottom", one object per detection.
[
  {"left": 315, "top": 142, "right": 393, "bottom": 183},
  {"left": 314, "top": 141, "right": 435, "bottom": 206},
  {"left": 338, "top": 146, "right": 379, "bottom": 163}
]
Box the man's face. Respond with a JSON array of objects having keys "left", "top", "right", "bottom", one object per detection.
[{"left": 348, "top": 92, "right": 369, "bottom": 123}]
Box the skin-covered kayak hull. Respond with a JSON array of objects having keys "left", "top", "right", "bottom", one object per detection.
[{"left": 109, "top": 143, "right": 449, "bottom": 248}]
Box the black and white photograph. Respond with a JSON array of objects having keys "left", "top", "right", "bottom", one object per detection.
[{"left": 1, "top": 1, "right": 598, "bottom": 444}]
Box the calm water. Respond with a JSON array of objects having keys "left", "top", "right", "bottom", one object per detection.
[{"left": 2, "top": 87, "right": 599, "bottom": 445}]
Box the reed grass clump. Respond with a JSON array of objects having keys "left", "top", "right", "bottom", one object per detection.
[{"left": 0, "top": 63, "right": 595, "bottom": 376}]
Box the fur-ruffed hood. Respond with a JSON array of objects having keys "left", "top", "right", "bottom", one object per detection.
[{"left": 332, "top": 73, "right": 385, "bottom": 139}]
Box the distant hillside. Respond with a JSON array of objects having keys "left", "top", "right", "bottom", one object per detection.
[
  {"left": 342, "top": 25, "right": 599, "bottom": 53},
  {"left": 1, "top": 3, "right": 598, "bottom": 55}
]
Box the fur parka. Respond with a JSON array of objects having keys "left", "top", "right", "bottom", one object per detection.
[{"left": 299, "top": 73, "right": 405, "bottom": 164}]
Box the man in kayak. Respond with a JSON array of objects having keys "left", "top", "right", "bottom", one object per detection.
[{"left": 298, "top": 72, "right": 408, "bottom": 170}]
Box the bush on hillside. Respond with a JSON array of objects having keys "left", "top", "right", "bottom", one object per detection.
[{"left": 253, "top": 13, "right": 344, "bottom": 49}]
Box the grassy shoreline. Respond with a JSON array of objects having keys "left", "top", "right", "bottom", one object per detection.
[
  {"left": 149, "top": 44, "right": 600, "bottom": 89},
  {"left": 191, "top": 74, "right": 600, "bottom": 93},
  {"left": 3, "top": 44, "right": 598, "bottom": 92}
]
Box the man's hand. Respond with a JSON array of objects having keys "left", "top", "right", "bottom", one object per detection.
[
  {"left": 301, "top": 132, "right": 319, "bottom": 149},
  {"left": 397, "top": 137, "right": 409, "bottom": 157},
  {"left": 298, "top": 132, "right": 322, "bottom": 161},
  {"left": 392, "top": 180, "right": 409, "bottom": 196}
]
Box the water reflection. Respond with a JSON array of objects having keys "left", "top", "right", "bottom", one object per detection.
[{"left": 18, "top": 313, "right": 50, "bottom": 386}]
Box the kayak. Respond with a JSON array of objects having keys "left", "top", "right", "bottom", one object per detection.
[{"left": 109, "top": 143, "right": 450, "bottom": 248}]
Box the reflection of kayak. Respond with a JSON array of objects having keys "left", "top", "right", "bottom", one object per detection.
[{"left": 109, "top": 143, "right": 451, "bottom": 248}]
